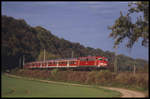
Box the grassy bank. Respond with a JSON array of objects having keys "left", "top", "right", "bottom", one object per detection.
[
  {"left": 2, "top": 74, "right": 121, "bottom": 97},
  {"left": 9, "top": 69, "right": 149, "bottom": 96}
]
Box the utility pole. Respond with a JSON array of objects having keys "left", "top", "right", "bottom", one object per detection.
[
  {"left": 72, "top": 51, "right": 74, "bottom": 58},
  {"left": 128, "top": 48, "right": 136, "bottom": 75},
  {"left": 114, "top": 45, "right": 118, "bottom": 73},
  {"left": 19, "top": 56, "right": 22, "bottom": 69},
  {"left": 22, "top": 55, "right": 25, "bottom": 69},
  {"left": 23, "top": 55, "right": 25, "bottom": 66},
  {"left": 44, "top": 48, "right": 46, "bottom": 62},
  {"left": 133, "top": 61, "right": 136, "bottom": 76}
]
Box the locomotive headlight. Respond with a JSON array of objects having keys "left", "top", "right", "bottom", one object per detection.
[{"left": 99, "top": 63, "right": 103, "bottom": 66}]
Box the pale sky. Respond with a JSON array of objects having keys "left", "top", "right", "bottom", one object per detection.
[{"left": 2, "top": 1, "right": 149, "bottom": 60}]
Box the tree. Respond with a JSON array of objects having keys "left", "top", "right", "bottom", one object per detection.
[
  {"left": 2, "top": 15, "right": 39, "bottom": 70},
  {"left": 108, "top": 1, "right": 149, "bottom": 48},
  {"left": 2, "top": 15, "right": 148, "bottom": 71},
  {"left": 37, "top": 50, "right": 60, "bottom": 61}
]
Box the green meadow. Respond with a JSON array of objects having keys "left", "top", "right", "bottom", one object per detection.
[{"left": 1, "top": 74, "right": 121, "bottom": 97}]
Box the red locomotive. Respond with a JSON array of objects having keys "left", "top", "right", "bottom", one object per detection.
[{"left": 23, "top": 56, "right": 108, "bottom": 69}]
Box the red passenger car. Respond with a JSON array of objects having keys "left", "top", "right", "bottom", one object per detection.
[{"left": 23, "top": 56, "right": 108, "bottom": 69}]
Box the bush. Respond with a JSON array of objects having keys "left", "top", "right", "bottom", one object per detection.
[
  {"left": 10, "top": 69, "right": 148, "bottom": 91},
  {"left": 115, "top": 72, "right": 148, "bottom": 90},
  {"left": 94, "top": 70, "right": 115, "bottom": 85},
  {"left": 51, "top": 69, "right": 59, "bottom": 77},
  {"left": 85, "top": 71, "right": 97, "bottom": 84}
]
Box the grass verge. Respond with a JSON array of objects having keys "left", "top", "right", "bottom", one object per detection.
[{"left": 2, "top": 74, "right": 121, "bottom": 97}]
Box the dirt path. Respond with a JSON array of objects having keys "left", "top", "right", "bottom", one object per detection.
[
  {"left": 4, "top": 73, "right": 146, "bottom": 98},
  {"left": 100, "top": 87, "right": 145, "bottom": 98}
]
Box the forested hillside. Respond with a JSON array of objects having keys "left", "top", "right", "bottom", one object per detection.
[{"left": 1, "top": 15, "right": 148, "bottom": 72}]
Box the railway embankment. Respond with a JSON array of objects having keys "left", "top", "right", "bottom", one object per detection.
[
  {"left": 4, "top": 73, "right": 146, "bottom": 97},
  {"left": 8, "top": 69, "right": 149, "bottom": 97}
]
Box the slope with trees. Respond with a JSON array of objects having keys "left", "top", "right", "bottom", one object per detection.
[{"left": 1, "top": 15, "right": 148, "bottom": 72}]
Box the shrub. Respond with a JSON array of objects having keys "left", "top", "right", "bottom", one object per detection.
[
  {"left": 10, "top": 69, "right": 148, "bottom": 91},
  {"left": 94, "top": 70, "right": 114, "bottom": 85},
  {"left": 85, "top": 71, "right": 97, "bottom": 84},
  {"left": 51, "top": 69, "right": 59, "bottom": 77},
  {"left": 115, "top": 72, "right": 148, "bottom": 89},
  {"left": 115, "top": 72, "right": 130, "bottom": 84}
]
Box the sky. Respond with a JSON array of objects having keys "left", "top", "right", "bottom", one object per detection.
[{"left": 2, "top": 1, "right": 149, "bottom": 60}]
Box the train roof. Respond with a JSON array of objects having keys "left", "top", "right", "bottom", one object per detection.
[{"left": 25, "top": 56, "right": 107, "bottom": 64}]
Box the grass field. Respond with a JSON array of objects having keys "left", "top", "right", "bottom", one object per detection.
[{"left": 2, "top": 74, "right": 121, "bottom": 97}]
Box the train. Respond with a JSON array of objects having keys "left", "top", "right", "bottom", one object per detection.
[{"left": 23, "top": 56, "right": 108, "bottom": 70}]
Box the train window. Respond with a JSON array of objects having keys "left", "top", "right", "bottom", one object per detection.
[
  {"left": 104, "top": 59, "right": 108, "bottom": 61},
  {"left": 80, "top": 58, "right": 86, "bottom": 61},
  {"left": 62, "top": 62, "right": 67, "bottom": 64},
  {"left": 59, "top": 62, "right": 62, "bottom": 64},
  {"left": 69, "top": 61, "right": 76, "bottom": 64},
  {"left": 42, "top": 63, "right": 46, "bottom": 65},
  {"left": 88, "top": 58, "right": 94, "bottom": 61},
  {"left": 98, "top": 58, "right": 103, "bottom": 60},
  {"left": 69, "top": 61, "right": 73, "bottom": 64}
]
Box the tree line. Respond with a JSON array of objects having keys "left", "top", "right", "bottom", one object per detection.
[{"left": 1, "top": 15, "right": 148, "bottom": 72}]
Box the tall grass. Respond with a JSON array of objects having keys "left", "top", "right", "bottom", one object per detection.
[{"left": 10, "top": 69, "right": 148, "bottom": 92}]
